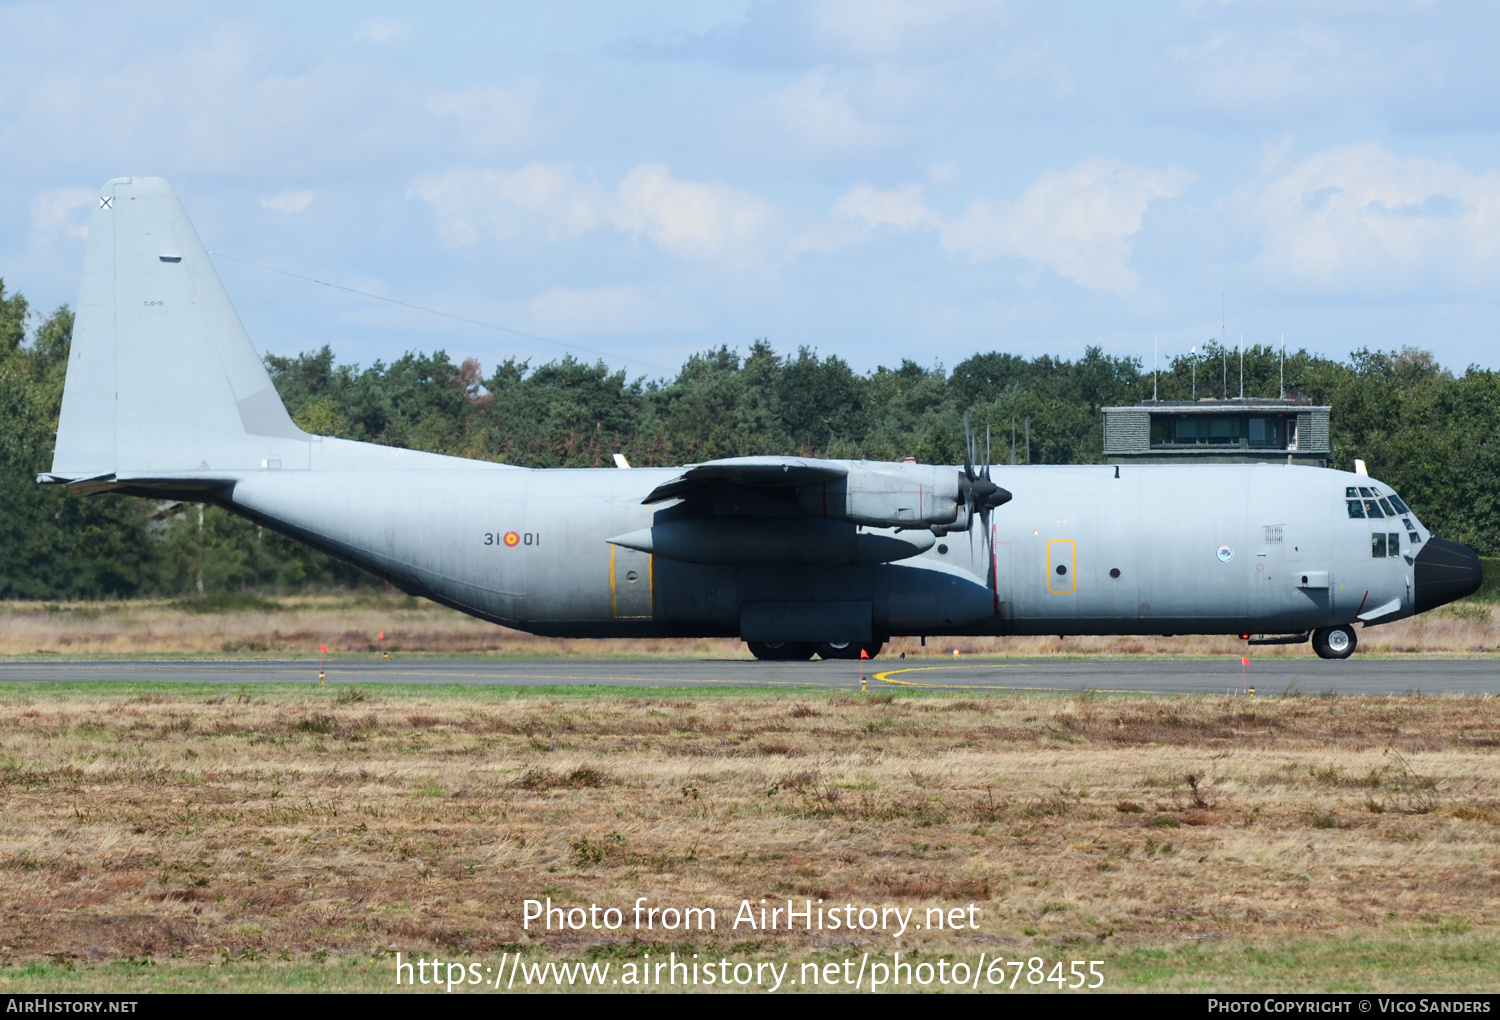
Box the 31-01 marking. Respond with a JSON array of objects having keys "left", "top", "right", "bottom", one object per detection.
[{"left": 484, "top": 532, "right": 539, "bottom": 547}]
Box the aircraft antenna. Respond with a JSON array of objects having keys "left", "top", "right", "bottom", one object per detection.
[
  {"left": 1011, "top": 418, "right": 1016, "bottom": 465},
  {"left": 1280, "top": 334, "right": 1285, "bottom": 399},
  {"left": 1191, "top": 345, "right": 1197, "bottom": 399},
  {"left": 207, "top": 251, "right": 673, "bottom": 374},
  {"left": 1024, "top": 416, "right": 1030, "bottom": 465},
  {"left": 1152, "top": 334, "right": 1158, "bottom": 401},
  {"left": 1239, "top": 334, "right": 1244, "bottom": 399}
]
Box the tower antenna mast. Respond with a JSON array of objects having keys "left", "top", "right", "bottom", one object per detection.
[
  {"left": 1221, "top": 293, "right": 1227, "bottom": 398},
  {"left": 1279, "top": 334, "right": 1285, "bottom": 399}
]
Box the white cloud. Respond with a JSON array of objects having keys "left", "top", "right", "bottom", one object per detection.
[
  {"left": 834, "top": 182, "right": 937, "bottom": 230},
  {"left": 355, "top": 19, "right": 405, "bottom": 45},
  {"left": 830, "top": 159, "right": 1191, "bottom": 294},
  {"left": 769, "top": 70, "right": 897, "bottom": 149},
  {"left": 426, "top": 84, "right": 538, "bottom": 152},
  {"left": 807, "top": 0, "right": 1010, "bottom": 60},
  {"left": 1243, "top": 142, "right": 1500, "bottom": 296},
  {"left": 528, "top": 286, "right": 659, "bottom": 334},
  {"left": 261, "top": 190, "right": 315, "bottom": 213},
  {"left": 614, "top": 164, "right": 767, "bottom": 259},
  {"left": 412, "top": 163, "right": 767, "bottom": 261},
  {"left": 943, "top": 159, "right": 1193, "bottom": 294},
  {"left": 30, "top": 187, "right": 95, "bottom": 239},
  {"left": 927, "top": 161, "right": 960, "bottom": 184}
]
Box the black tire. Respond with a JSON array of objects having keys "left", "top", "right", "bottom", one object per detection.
[
  {"left": 747, "top": 641, "right": 815, "bottom": 661},
  {"left": 814, "top": 641, "right": 883, "bottom": 661},
  {"left": 1312, "top": 625, "right": 1357, "bottom": 660}
]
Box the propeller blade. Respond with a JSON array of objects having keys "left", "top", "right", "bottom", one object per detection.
[
  {"left": 984, "top": 424, "right": 991, "bottom": 481},
  {"left": 963, "top": 411, "right": 975, "bottom": 481}
]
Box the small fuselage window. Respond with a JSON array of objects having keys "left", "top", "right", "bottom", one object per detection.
[{"left": 1372, "top": 533, "right": 1386, "bottom": 557}]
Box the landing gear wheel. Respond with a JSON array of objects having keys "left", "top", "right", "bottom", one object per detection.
[
  {"left": 1312, "top": 625, "right": 1357, "bottom": 660},
  {"left": 814, "top": 642, "right": 883, "bottom": 660},
  {"left": 747, "top": 641, "right": 815, "bottom": 661}
]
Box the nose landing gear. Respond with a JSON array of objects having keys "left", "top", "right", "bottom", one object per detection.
[{"left": 1312, "top": 625, "right": 1357, "bottom": 660}]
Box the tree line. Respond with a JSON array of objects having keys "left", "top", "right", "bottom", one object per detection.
[{"left": 2, "top": 279, "right": 1496, "bottom": 599}]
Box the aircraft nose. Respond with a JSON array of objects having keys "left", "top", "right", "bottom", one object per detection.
[{"left": 1412, "top": 537, "right": 1483, "bottom": 613}]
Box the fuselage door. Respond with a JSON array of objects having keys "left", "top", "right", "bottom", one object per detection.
[
  {"left": 1047, "top": 538, "right": 1076, "bottom": 594},
  {"left": 610, "top": 545, "right": 654, "bottom": 619}
]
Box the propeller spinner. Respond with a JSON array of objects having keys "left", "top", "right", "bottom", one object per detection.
[{"left": 961, "top": 411, "right": 1012, "bottom": 516}]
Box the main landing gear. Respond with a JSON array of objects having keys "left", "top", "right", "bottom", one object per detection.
[
  {"left": 1311, "top": 625, "right": 1357, "bottom": 660},
  {"left": 746, "top": 641, "right": 814, "bottom": 661},
  {"left": 814, "top": 641, "right": 882, "bottom": 661},
  {"left": 747, "top": 641, "right": 883, "bottom": 661}
]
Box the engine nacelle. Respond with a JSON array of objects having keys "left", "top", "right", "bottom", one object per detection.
[{"left": 795, "top": 462, "right": 962, "bottom": 529}]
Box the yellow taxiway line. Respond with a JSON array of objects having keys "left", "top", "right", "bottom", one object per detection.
[{"left": 872, "top": 663, "right": 1147, "bottom": 694}]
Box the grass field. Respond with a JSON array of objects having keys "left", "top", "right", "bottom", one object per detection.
[
  {"left": 3, "top": 582, "right": 1499, "bottom": 659},
  {"left": 0, "top": 682, "right": 1495, "bottom": 993}
]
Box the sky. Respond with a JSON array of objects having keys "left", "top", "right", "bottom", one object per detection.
[{"left": 5, "top": 0, "right": 1500, "bottom": 380}]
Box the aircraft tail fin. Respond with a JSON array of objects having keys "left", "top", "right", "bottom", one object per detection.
[{"left": 48, "top": 177, "right": 308, "bottom": 485}]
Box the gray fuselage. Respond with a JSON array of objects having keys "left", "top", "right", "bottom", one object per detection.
[{"left": 221, "top": 459, "right": 1422, "bottom": 640}]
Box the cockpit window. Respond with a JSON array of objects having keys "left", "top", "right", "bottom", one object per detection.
[
  {"left": 1372, "top": 533, "right": 1387, "bottom": 557},
  {"left": 1347, "top": 499, "right": 1366, "bottom": 518},
  {"left": 1363, "top": 499, "right": 1384, "bottom": 519},
  {"left": 1378, "top": 498, "right": 1395, "bottom": 516},
  {"left": 1346, "top": 486, "right": 1358, "bottom": 497},
  {"left": 1359, "top": 486, "right": 1373, "bottom": 497},
  {"left": 1388, "top": 494, "right": 1411, "bottom": 514}
]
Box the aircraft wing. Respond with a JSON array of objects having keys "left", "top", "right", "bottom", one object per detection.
[{"left": 642, "top": 457, "right": 847, "bottom": 505}]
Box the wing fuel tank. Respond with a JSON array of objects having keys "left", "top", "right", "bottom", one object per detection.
[{"left": 608, "top": 517, "right": 934, "bottom": 565}]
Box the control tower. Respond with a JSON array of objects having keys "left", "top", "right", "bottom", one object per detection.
[{"left": 1102, "top": 398, "right": 1331, "bottom": 467}]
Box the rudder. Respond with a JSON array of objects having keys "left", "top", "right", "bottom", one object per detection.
[{"left": 49, "top": 177, "right": 309, "bottom": 483}]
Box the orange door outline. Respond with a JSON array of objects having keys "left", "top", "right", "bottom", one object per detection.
[{"left": 1047, "top": 538, "right": 1076, "bottom": 594}]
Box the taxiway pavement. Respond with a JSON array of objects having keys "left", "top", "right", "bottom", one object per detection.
[{"left": 0, "top": 656, "right": 1495, "bottom": 695}]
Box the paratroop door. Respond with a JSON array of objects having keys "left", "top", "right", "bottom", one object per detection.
[
  {"left": 1046, "top": 538, "right": 1076, "bottom": 594},
  {"left": 611, "top": 545, "right": 653, "bottom": 619}
]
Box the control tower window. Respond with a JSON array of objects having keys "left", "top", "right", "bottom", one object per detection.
[
  {"left": 1372, "top": 533, "right": 1387, "bottom": 558},
  {"left": 1248, "top": 418, "right": 1280, "bottom": 448}
]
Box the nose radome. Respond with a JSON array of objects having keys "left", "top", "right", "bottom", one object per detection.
[{"left": 1412, "top": 537, "right": 1483, "bottom": 614}]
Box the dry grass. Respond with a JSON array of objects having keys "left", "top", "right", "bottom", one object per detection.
[
  {"left": 0, "top": 595, "right": 742, "bottom": 659},
  {"left": 3, "top": 596, "right": 1498, "bottom": 659},
  {"left": 0, "top": 685, "right": 1496, "bottom": 991}
]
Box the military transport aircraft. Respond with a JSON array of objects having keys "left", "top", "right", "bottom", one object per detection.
[{"left": 39, "top": 178, "right": 1483, "bottom": 661}]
